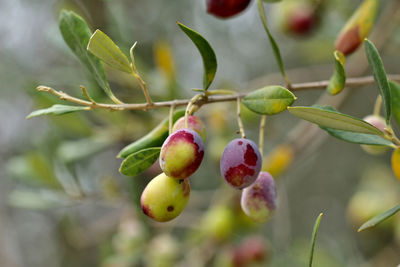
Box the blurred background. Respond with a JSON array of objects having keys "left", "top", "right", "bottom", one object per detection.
[{"left": 1, "top": 0, "right": 400, "bottom": 266}]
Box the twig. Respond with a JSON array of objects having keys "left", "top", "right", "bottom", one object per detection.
[
  {"left": 259, "top": 115, "right": 267, "bottom": 158},
  {"left": 130, "top": 42, "right": 154, "bottom": 106},
  {"left": 237, "top": 97, "right": 246, "bottom": 138},
  {"left": 169, "top": 102, "right": 176, "bottom": 134},
  {"left": 80, "top": 86, "right": 96, "bottom": 104},
  {"left": 36, "top": 74, "right": 400, "bottom": 112},
  {"left": 185, "top": 94, "right": 204, "bottom": 128}
]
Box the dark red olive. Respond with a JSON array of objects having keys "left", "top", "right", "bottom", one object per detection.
[{"left": 206, "top": 0, "right": 252, "bottom": 19}]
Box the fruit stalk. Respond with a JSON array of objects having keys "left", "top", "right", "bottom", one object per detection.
[{"left": 237, "top": 97, "right": 246, "bottom": 138}]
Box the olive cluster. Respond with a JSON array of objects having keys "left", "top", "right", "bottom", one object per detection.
[
  {"left": 220, "top": 139, "right": 277, "bottom": 222},
  {"left": 140, "top": 116, "right": 206, "bottom": 222},
  {"left": 140, "top": 115, "right": 277, "bottom": 223}
]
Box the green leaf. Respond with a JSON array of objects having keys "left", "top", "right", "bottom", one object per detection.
[
  {"left": 257, "top": 0, "right": 290, "bottom": 85},
  {"left": 358, "top": 204, "right": 400, "bottom": 232},
  {"left": 59, "top": 10, "right": 122, "bottom": 104},
  {"left": 242, "top": 86, "right": 296, "bottom": 115},
  {"left": 287, "top": 106, "right": 383, "bottom": 135},
  {"left": 320, "top": 127, "right": 393, "bottom": 146},
  {"left": 26, "top": 104, "right": 88, "bottom": 119},
  {"left": 118, "top": 109, "right": 185, "bottom": 158},
  {"left": 119, "top": 147, "right": 161, "bottom": 176},
  {"left": 57, "top": 136, "right": 113, "bottom": 163},
  {"left": 364, "top": 39, "right": 391, "bottom": 124},
  {"left": 177, "top": 22, "right": 217, "bottom": 90},
  {"left": 327, "top": 51, "right": 346, "bottom": 95},
  {"left": 87, "top": 29, "right": 132, "bottom": 73},
  {"left": 389, "top": 81, "right": 400, "bottom": 126},
  {"left": 309, "top": 213, "right": 323, "bottom": 267},
  {"left": 262, "top": 0, "right": 282, "bottom": 2}
]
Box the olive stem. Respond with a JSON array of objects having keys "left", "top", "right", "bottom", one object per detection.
[
  {"left": 80, "top": 85, "right": 96, "bottom": 105},
  {"left": 34, "top": 74, "right": 400, "bottom": 112},
  {"left": 185, "top": 94, "right": 204, "bottom": 128},
  {"left": 259, "top": 115, "right": 267, "bottom": 158},
  {"left": 130, "top": 42, "right": 154, "bottom": 107},
  {"left": 204, "top": 89, "right": 236, "bottom": 96},
  {"left": 169, "top": 102, "right": 176, "bottom": 135},
  {"left": 237, "top": 97, "right": 246, "bottom": 138}
]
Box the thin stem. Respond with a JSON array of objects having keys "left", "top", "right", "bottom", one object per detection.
[
  {"left": 80, "top": 86, "right": 96, "bottom": 104},
  {"left": 373, "top": 95, "right": 382, "bottom": 116},
  {"left": 169, "top": 103, "right": 176, "bottom": 135},
  {"left": 131, "top": 71, "right": 153, "bottom": 106},
  {"left": 129, "top": 42, "right": 153, "bottom": 106},
  {"left": 237, "top": 97, "right": 246, "bottom": 138},
  {"left": 259, "top": 115, "right": 267, "bottom": 158},
  {"left": 36, "top": 74, "right": 400, "bottom": 112},
  {"left": 205, "top": 89, "right": 236, "bottom": 96},
  {"left": 185, "top": 94, "right": 204, "bottom": 128}
]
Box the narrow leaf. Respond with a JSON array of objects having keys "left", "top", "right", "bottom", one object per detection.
[
  {"left": 309, "top": 213, "right": 323, "bottom": 267},
  {"left": 358, "top": 204, "right": 400, "bottom": 232},
  {"left": 389, "top": 81, "right": 400, "bottom": 126},
  {"left": 87, "top": 29, "right": 132, "bottom": 73},
  {"left": 365, "top": 39, "right": 391, "bottom": 124},
  {"left": 119, "top": 147, "right": 161, "bottom": 176},
  {"left": 59, "top": 10, "right": 122, "bottom": 103},
  {"left": 27, "top": 104, "right": 88, "bottom": 119},
  {"left": 118, "top": 109, "right": 185, "bottom": 158},
  {"left": 335, "top": 0, "right": 379, "bottom": 56},
  {"left": 177, "top": 22, "right": 217, "bottom": 90},
  {"left": 287, "top": 106, "right": 384, "bottom": 135},
  {"left": 257, "top": 0, "right": 289, "bottom": 85},
  {"left": 320, "top": 127, "right": 393, "bottom": 146},
  {"left": 327, "top": 51, "right": 346, "bottom": 95},
  {"left": 243, "top": 86, "right": 296, "bottom": 115}
]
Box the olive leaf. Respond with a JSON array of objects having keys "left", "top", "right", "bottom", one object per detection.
[
  {"left": 288, "top": 106, "right": 383, "bottom": 135},
  {"left": 335, "top": 0, "right": 379, "bottom": 56},
  {"left": 257, "top": 0, "right": 289, "bottom": 85},
  {"left": 59, "top": 10, "right": 122, "bottom": 104},
  {"left": 365, "top": 39, "right": 391, "bottom": 124},
  {"left": 87, "top": 29, "right": 132, "bottom": 73},
  {"left": 119, "top": 147, "right": 161, "bottom": 176},
  {"left": 389, "top": 80, "right": 400, "bottom": 126},
  {"left": 358, "top": 204, "right": 400, "bottom": 232},
  {"left": 243, "top": 86, "right": 296, "bottom": 115},
  {"left": 118, "top": 109, "right": 185, "bottom": 158},
  {"left": 177, "top": 22, "right": 217, "bottom": 90},
  {"left": 26, "top": 104, "right": 88, "bottom": 119},
  {"left": 320, "top": 127, "right": 393, "bottom": 146},
  {"left": 309, "top": 213, "right": 323, "bottom": 267},
  {"left": 326, "top": 51, "right": 346, "bottom": 95}
]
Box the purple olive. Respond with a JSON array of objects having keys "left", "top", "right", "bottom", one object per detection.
[
  {"left": 241, "top": 171, "right": 277, "bottom": 222},
  {"left": 220, "top": 138, "right": 262, "bottom": 189}
]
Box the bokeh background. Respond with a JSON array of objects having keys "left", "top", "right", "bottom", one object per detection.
[{"left": 1, "top": 0, "right": 400, "bottom": 266}]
